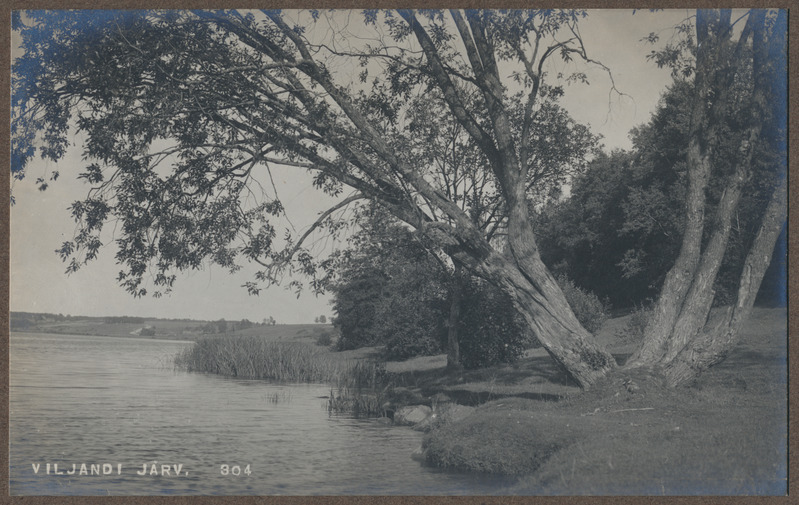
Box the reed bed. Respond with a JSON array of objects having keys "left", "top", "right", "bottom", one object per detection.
[
  {"left": 327, "top": 387, "right": 385, "bottom": 417},
  {"left": 175, "top": 335, "right": 393, "bottom": 417},
  {"left": 327, "top": 361, "right": 390, "bottom": 417},
  {"left": 174, "top": 335, "right": 348, "bottom": 383}
]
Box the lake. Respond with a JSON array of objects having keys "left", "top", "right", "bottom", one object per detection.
[{"left": 9, "top": 332, "right": 514, "bottom": 495}]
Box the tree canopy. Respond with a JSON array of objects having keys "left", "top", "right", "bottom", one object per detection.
[{"left": 12, "top": 9, "right": 604, "bottom": 297}]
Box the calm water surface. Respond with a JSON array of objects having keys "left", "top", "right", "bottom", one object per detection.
[{"left": 10, "top": 332, "right": 513, "bottom": 495}]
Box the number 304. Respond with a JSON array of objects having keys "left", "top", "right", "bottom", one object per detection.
[{"left": 221, "top": 464, "right": 251, "bottom": 476}]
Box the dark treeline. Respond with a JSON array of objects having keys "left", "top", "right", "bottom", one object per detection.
[{"left": 535, "top": 81, "right": 786, "bottom": 310}]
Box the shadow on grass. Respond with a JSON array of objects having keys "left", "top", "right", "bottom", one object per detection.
[
  {"left": 719, "top": 347, "right": 785, "bottom": 368},
  {"left": 384, "top": 354, "right": 578, "bottom": 406},
  {"left": 430, "top": 389, "right": 564, "bottom": 405}
]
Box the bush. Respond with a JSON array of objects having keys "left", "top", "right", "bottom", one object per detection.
[
  {"left": 384, "top": 325, "right": 441, "bottom": 361},
  {"left": 315, "top": 330, "right": 334, "bottom": 347},
  {"left": 556, "top": 274, "right": 609, "bottom": 333},
  {"left": 139, "top": 326, "right": 156, "bottom": 336},
  {"left": 457, "top": 280, "right": 530, "bottom": 369},
  {"left": 332, "top": 275, "right": 385, "bottom": 350},
  {"left": 615, "top": 304, "right": 652, "bottom": 343},
  {"left": 330, "top": 224, "right": 448, "bottom": 358}
]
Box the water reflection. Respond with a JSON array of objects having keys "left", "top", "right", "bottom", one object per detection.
[{"left": 10, "top": 333, "right": 514, "bottom": 495}]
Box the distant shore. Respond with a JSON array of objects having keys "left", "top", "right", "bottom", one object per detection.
[{"left": 9, "top": 312, "right": 333, "bottom": 342}]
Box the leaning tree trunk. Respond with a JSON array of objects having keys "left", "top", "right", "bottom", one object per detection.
[
  {"left": 470, "top": 182, "right": 618, "bottom": 389},
  {"left": 403, "top": 8, "right": 617, "bottom": 389},
  {"left": 503, "top": 263, "right": 617, "bottom": 388}
]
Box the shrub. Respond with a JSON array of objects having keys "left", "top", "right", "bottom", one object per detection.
[
  {"left": 556, "top": 274, "right": 609, "bottom": 333},
  {"left": 139, "top": 326, "right": 156, "bottom": 336},
  {"left": 378, "top": 284, "right": 446, "bottom": 360},
  {"left": 315, "top": 330, "right": 334, "bottom": 347},
  {"left": 331, "top": 236, "right": 447, "bottom": 358},
  {"left": 331, "top": 274, "right": 385, "bottom": 350},
  {"left": 384, "top": 325, "right": 441, "bottom": 361},
  {"left": 457, "top": 280, "right": 529, "bottom": 369},
  {"left": 615, "top": 304, "right": 652, "bottom": 343}
]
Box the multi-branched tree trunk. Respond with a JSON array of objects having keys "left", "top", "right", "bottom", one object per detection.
[
  {"left": 424, "top": 9, "right": 785, "bottom": 389},
  {"left": 626, "top": 10, "right": 786, "bottom": 385}
]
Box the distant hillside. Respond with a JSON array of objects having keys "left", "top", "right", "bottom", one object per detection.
[{"left": 9, "top": 311, "right": 333, "bottom": 341}]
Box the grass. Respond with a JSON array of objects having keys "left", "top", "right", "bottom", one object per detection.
[
  {"left": 327, "top": 386, "right": 385, "bottom": 417},
  {"left": 423, "top": 398, "right": 568, "bottom": 475},
  {"left": 315, "top": 329, "right": 336, "bottom": 347},
  {"left": 327, "top": 361, "right": 391, "bottom": 417},
  {"left": 422, "top": 377, "right": 786, "bottom": 493},
  {"left": 418, "top": 307, "right": 787, "bottom": 494}
]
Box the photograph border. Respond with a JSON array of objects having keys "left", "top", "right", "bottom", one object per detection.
[{"left": 1, "top": 0, "right": 795, "bottom": 503}]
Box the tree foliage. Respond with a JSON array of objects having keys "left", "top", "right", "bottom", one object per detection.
[
  {"left": 329, "top": 207, "right": 448, "bottom": 358},
  {"left": 538, "top": 75, "right": 782, "bottom": 309},
  {"left": 12, "top": 9, "right": 599, "bottom": 298},
  {"left": 330, "top": 206, "right": 538, "bottom": 366},
  {"left": 456, "top": 277, "right": 531, "bottom": 369}
]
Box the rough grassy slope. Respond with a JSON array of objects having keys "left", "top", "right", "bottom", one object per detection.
[{"left": 418, "top": 307, "right": 787, "bottom": 495}]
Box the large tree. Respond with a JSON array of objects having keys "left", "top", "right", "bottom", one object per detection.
[
  {"left": 625, "top": 10, "right": 787, "bottom": 386},
  {"left": 12, "top": 9, "right": 786, "bottom": 388}
]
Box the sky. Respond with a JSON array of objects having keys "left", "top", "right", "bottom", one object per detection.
[{"left": 9, "top": 9, "right": 693, "bottom": 324}]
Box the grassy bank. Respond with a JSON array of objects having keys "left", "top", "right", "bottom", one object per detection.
[{"left": 419, "top": 307, "right": 787, "bottom": 494}]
